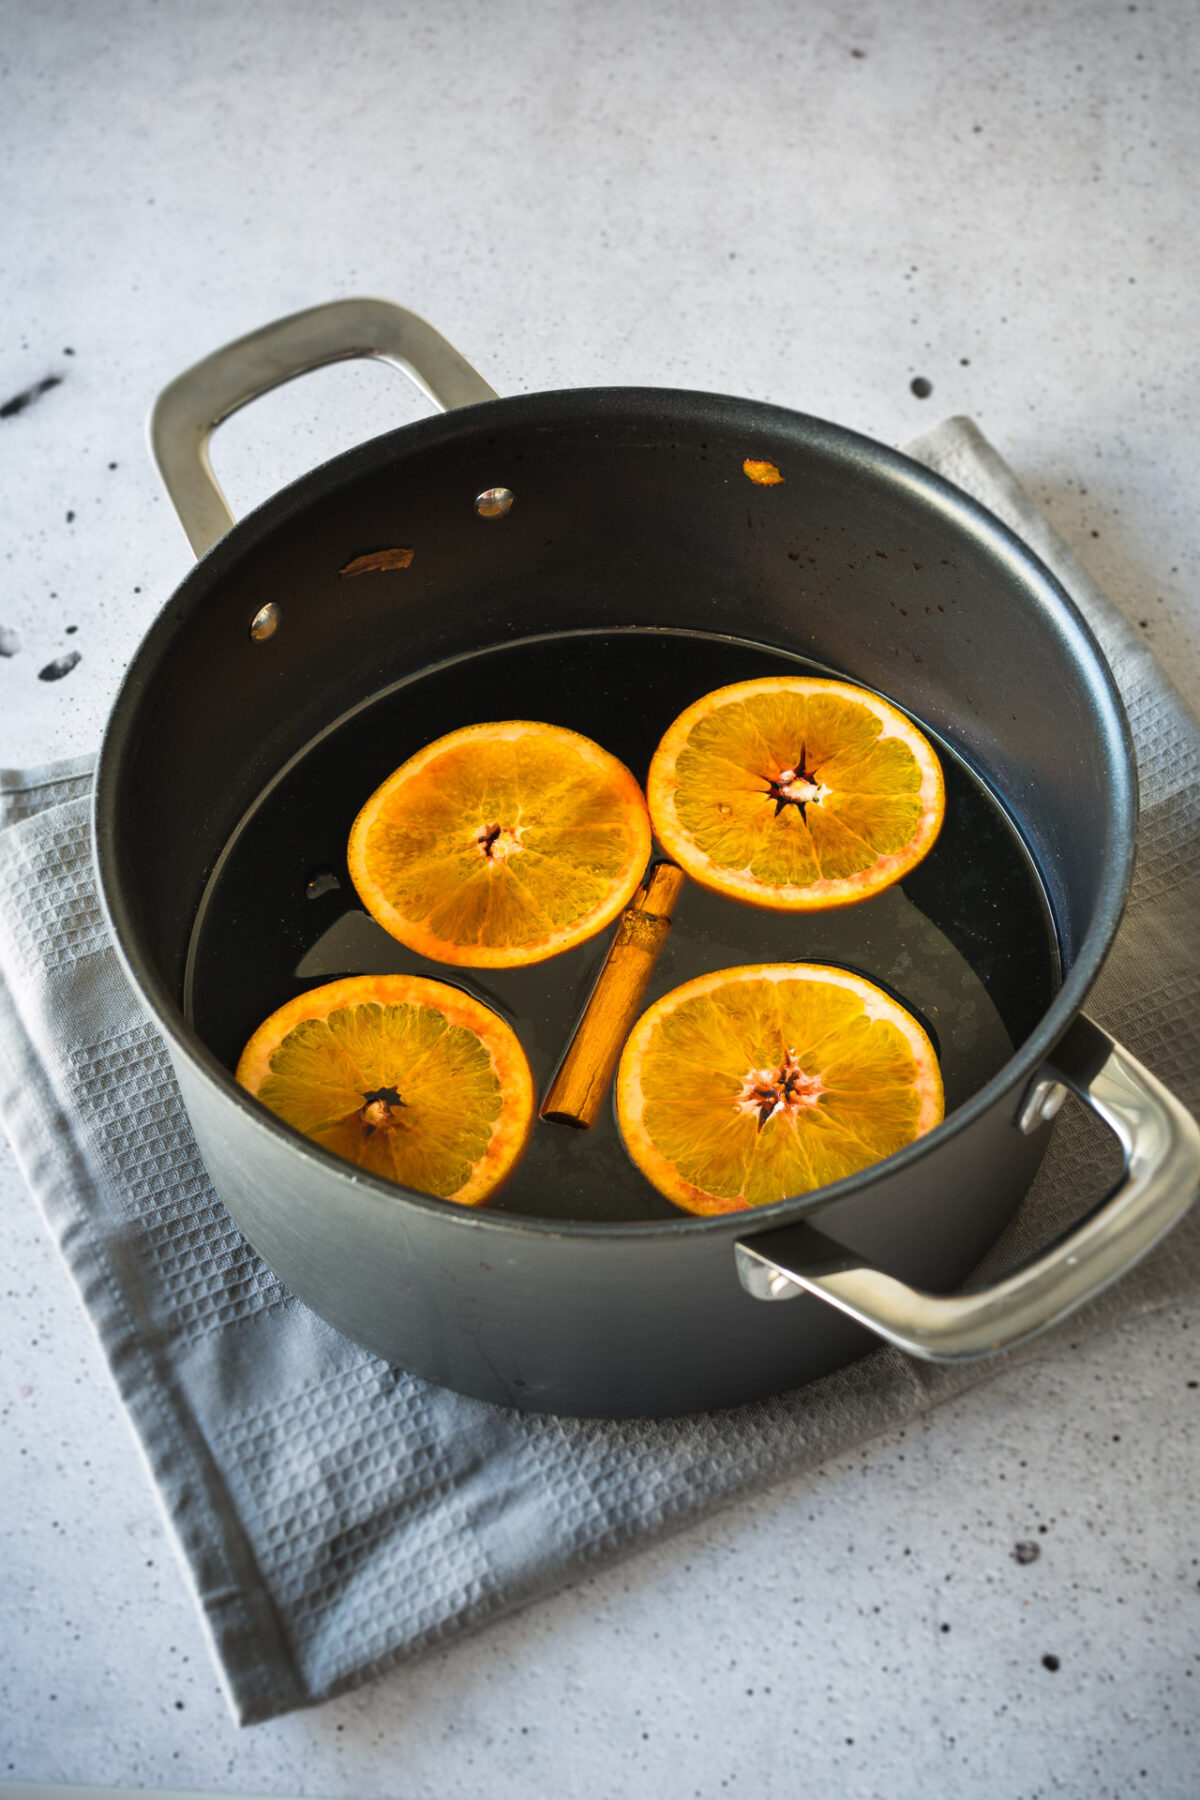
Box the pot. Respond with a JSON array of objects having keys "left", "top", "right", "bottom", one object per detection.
[{"left": 93, "top": 299, "right": 1200, "bottom": 1418}]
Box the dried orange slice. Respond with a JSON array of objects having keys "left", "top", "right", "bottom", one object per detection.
[
  {"left": 235, "top": 974, "right": 534, "bottom": 1205},
  {"left": 348, "top": 721, "right": 652, "bottom": 967},
  {"left": 616, "top": 963, "right": 943, "bottom": 1215},
  {"left": 646, "top": 676, "right": 944, "bottom": 910}
]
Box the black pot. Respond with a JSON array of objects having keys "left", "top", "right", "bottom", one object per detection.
[{"left": 93, "top": 300, "right": 1200, "bottom": 1417}]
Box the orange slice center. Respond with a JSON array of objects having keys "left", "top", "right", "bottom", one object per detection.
[
  {"left": 766, "top": 748, "right": 828, "bottom": 818},
  {"left": 736, "top": 1050, "right": 825, "bottom": 1128},
  {"left": 475, "top": 820, "right": 524, "bottom": 862},
  {"left": 359, "top": 1084, "right": 406, "bottom": 1135}
]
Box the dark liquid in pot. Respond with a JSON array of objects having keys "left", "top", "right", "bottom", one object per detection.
[{"left": 185, "top": 629, "right": 1061, "bottom": 1222}]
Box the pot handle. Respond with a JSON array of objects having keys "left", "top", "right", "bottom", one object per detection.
[
  {"left": 149, "top": 297, "right": 499, "bottom": 558},
  {"left": 734, "top": 1014, "right": 1200, "bottom": 1362}
]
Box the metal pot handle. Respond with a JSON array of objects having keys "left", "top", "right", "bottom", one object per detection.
[
  {"left": 149, "top": 297, "right": 498, "bottom": 558},
  {"left": 734, "top": 1013, "right": 1200, "bottom": 1362}
]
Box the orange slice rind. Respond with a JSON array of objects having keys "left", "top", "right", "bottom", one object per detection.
[
  {"left": 646, "top": 676, "right": 945, "bottom": 911},
  {"left": 616, "top": 962, "right": 944, "bottom": 1215},
  {"left": 348, "top": 720, "right": 653, "bottom": 967},
  {"left": 235, "top": 974, "right": 534, "bottom": 1205}
]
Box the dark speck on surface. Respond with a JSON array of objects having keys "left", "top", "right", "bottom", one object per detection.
[
  {"left": 0, "top": 625, "right": 20, "bottom": 657},
  {"left": 38, "top": 651, "right": 81, "bottom": 682},
  {"left": 1042, "top": 1654, "right": 1061, "bottom": 1672},
  {"left": 0, "top": 374, "right": 63, "bottom": 420},
  {"left": 66, "top": 511, "right": 75, "bottom": 523},
  {"left": 65, "top": 624, "right": 78, "bottom": 635},
  {"left": 1012, "top": 1540, "right": 1041, "bottom": 1564},
  {"left": 910, "top": 376, "right": 933, "bottom": 399}
]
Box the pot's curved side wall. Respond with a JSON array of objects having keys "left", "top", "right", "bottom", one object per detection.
[{"left": 173, "top": 1048, "right": 1050, "bottom": 1418}]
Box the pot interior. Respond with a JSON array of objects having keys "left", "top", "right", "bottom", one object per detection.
[
  {"left": 180, "top": 625, "right": 1058, "bottom": 1221},
  {"left": 98, "top": 388, "right": 1133, "bottom": 1222}
]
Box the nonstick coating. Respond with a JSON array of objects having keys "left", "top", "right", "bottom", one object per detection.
[{"left": 94, "top": 388, "right": 1136, "bottom": 1415}]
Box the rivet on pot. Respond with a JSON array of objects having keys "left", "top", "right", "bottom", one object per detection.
[
  {"left": 475, "top": 487, "right": 515, "bottom": 518},
  {"left": 1017, "top": 1077, "right": 1068, "bottom": 1135},
  {"left": 249, "top": 602, "right": 281, "bottom": 641}
]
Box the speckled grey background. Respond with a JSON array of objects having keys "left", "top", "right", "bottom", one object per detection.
[{"left": 2, "top": 1, "right": 1198, "bottom": 1795}]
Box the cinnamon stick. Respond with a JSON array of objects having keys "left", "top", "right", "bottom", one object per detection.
[{"left": 540, "top": 861, "right": 686, "bottom": 1130}]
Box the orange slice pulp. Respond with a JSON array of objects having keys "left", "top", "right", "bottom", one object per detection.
[
  {"left": 616, "top": 963, "right": 944, "bottom": 1215},
  {"left": 646, "top": 676, "right": 945, "bottom": 910},
  {"left": 348, "top": 720, "right": 652, "bottom": 967},
  {"left": 235, "top": 974, "right": 534, "bottom": 1205}
]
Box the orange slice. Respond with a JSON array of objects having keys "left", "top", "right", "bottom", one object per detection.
[
  {"left": 616, "top": 963, "right": 944, "bottom": 1215},
  {"left": 646, "top": 676, "right": 945, "bottom": 910},
  {"left": 348, "top": 721, "right": 652, "bottom": 967},
  {"left": 235, "top": 974, "right": 534, "bottom": 1205}
]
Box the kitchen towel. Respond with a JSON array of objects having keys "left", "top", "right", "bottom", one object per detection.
[{"left": 1, "top": 418, "right": 1197, "bottom": 1727}]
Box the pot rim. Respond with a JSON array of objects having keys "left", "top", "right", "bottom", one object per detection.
[{"left": 94, "top": 385, "right": 1138, "bottom": 1241}]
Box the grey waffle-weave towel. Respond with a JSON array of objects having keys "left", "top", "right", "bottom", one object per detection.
[{"left": 1, "top": 418, "right": 1197, "bottom": 1725}]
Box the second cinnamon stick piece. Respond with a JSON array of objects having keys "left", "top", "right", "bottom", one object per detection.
[{"left": 540, "top": 860, "right": 685, "bottom": 1130}]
